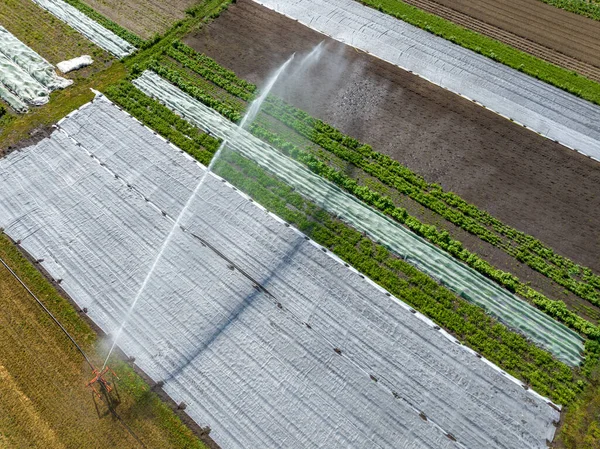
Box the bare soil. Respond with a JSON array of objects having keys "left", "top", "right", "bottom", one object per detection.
[
  {"left": 82, "top": 0, "right": 197, "bottom": 40},
  {"left": 430, "top": 0, "right": 600, "bottom": 69},
  {"left": 185, "top": 0, "right": 600, "bottom": 276},
  {"left": 400, "top": 0, "right": 600, "bottom": 82}
]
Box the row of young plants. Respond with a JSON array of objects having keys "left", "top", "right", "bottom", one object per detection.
[
  {"left": 145, "top": 62, "right": 242, "bottom": 122},
  {"left": 103, "top": 80, "right": 220, "bottom": 166},
  {"left": 249, "top": 122, "right": 600, "bottom": 339},
  {"left": 155, "top": 58, "right": 246, "bottom": 113},
  {"left": 211, "top": 149, "right": 585, "bottom": 405},
  {"left": 165, "top": 46, "right": 254, "bottom": 101},
  {"left": 61, "top": 0, "right": 145, "bottom": 48},
  {"left": 538, "top": 0, "right": 600, "bottom": 21},
  {"left": 257, "top": 95, "right": 600, "bottom": 306},
  {"left": 171, "top": 41, "right": 257, "bottom": 94},
  {"left": 356, "top": 0, "right": 600, "bottom": 106}
]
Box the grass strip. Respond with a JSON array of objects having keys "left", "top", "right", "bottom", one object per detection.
[{"left": 356, "top": 0, "right": 600, "bottom": 106}]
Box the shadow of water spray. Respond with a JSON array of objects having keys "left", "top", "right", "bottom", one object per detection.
[{"left": 102, "top": 53, "right": 297, "bottom": 369}]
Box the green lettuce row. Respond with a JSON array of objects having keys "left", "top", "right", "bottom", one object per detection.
[
  {"left": 166, "top": 47, "right": 254, "bottom": 101},
  {"left": 259, "top": 95, "right": 600, "bottom": 305},
  {"left": 147, "top": 62, "right": 242, "bottom": 122},
  {"left": 249, "top": 122, "right": 600, "bottom": 339},
  {"left": 104, "top": 81, "right": 219, "bottom": 165},
  {"left": 171, "top": 41, "right": 257, "bottom": 93}
]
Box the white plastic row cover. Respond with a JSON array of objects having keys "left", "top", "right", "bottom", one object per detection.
[{"left": 0, "top": 26, "right": 72, "bottom": 112}]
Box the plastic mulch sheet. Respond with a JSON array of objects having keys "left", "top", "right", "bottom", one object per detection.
[{"left": 0, "top": 26, "right": 72, "bottom": 111}]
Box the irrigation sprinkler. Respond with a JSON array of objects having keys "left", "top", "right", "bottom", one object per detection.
[{"left": 87, "top": 365, "right": 120, "bottom": 402}]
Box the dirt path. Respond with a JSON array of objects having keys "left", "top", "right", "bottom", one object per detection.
[
  {"left": 185, "top": 0, "right": 600, "bottom": 273},
  {"left": 400, "top": 0, "right": 600, "bottom": 82}
]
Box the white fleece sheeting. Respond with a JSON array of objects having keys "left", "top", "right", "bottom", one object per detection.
[
  {"left": 251, "top": 0, "right": 600, "bottom": 162},
  {"left": 31, "top": 0, "right": 135, "bottom": 58},
  {"left": 0, "top": 26, "right": 72, "bottom": 111},
  {"left": 0, "top": 98, "right": 559, "bottom": 449},
  {"left": 57, "top": 55, "right": 93, "bottom": 73},
  {"left": 133, "top": 70, "right": 585, "bottom": 365}
]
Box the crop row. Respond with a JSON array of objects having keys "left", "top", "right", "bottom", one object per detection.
[
  {"left": 61, "top": 0, "right": 144, "bottom": 48},
  {"left": 212, "top": 149, "right": 584, "bottom": 405},
  {"left": 146, "top": 62, "right": 242, "bottom": 122},
  {"left": 249, "top": 122, "right": 600, "bottom": 339},
  {"left": 538, "top": 0, "right": 600, "bottom": 21},
  {"left": 258, "top": 95, "right": 600, "bottom": 306},
  {"left": 154, "top": 58, "right": 246, "bottom": 113},
  {"left": 357, "top": 0, "right": 600, "bottom": 106},
  {"left": 165, "top": 47, "right": 254, "bottom": 101},
  {"left": 104, "top": 80, "right": 219, "bottom": 165},
  {"left": 171, "top": 41, "right": 257, "bottom": 94}
]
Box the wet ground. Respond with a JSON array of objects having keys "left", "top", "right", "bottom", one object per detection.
[{"left": 185, "top": 0, "right": 600, "bottom": 273}]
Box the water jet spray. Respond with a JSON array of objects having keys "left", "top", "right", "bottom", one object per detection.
[{"left": 101, "top": 52, "right": 298, "bottom": 370}]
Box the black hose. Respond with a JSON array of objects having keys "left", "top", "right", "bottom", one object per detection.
[
  {"left": 0, "top": 255, "right": 95, "bottom": 370},
  {"left": 0, "top": 254, "right": 149, "bottom": 448}
]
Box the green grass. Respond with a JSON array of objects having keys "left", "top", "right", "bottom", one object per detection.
[{"left": 357, "top": 0, "right": 600, "bottom": 106}]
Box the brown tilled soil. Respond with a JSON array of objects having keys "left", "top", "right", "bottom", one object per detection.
[
  {"left": 430, "top": 0, "right": 600, "bottom": 69},
  {"left": 185, "top": 0, "right": 600, "bottom": 277},
  {"left": 400, "top": 0, "right": 600, "bottom": 81},
  {"left": 82, "top": 0, "right": 197, "bottom": 39}
]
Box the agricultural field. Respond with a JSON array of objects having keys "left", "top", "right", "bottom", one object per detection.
[
  {"left": 425, "top": 0, "right": 600, "bottom": 68},
  {"left": 185, "top": 0, "right": 600, "bottom": 276},
  {"left": 362, "top": 0, "right": 600, "bottom": 81},
  {"left": 0, "top": 98, "right": 566, "bottom": 448},
  {"left": 0, "top": 0, "right": 113, "bottom": 78},
  {"left": 0, "top": 235, "right": 211, "bottom": 449},
  {"left": 1, "top": 0, "right": 600, "bottom": 448},
  {"left": 80, "top": 0, "right": 198, "bottom": 40}
]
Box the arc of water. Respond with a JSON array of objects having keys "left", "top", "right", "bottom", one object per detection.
[{"left": 102, "top": 52, "right": 298, "bottom": 369}]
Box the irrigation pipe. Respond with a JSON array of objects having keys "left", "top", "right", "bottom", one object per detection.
[
  {"left": 0, "top": 252, "right": 148, "bottom": 448},
  {"left": 0, "top": 254, "right": 95, "bottom": 370}
]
